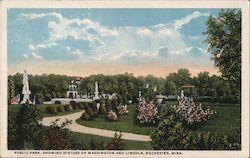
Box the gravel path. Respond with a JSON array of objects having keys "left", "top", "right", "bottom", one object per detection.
[{"left": 41, "top": 111, "right": 151, "bottom": 142}]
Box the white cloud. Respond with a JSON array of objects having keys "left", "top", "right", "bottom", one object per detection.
[
  {"left": 23, "top": 54, "right": 28, "bottom": 59},
  {"left": 20, "top": 12, "right": 63, "bottom": 20},
  {"left": 36, "top": 42, "right": 58, "bottom": 49},
  {"left": 29, "top": 44, "right": 35, "bottom": 50},
  {"left": 136, "top": 28, "right": 153, "bottom": 36},
  {"left": 173, "top": 11, "right": 209, "bottom": 30},
  {"left": 31, "top": 52, "right": 43, "bottom": 59},
  {"left": 69, "top": 49, "right": 82, "bottom": 56},
  {"left": 23, "top": 11, "right": 210, "bottom": 64}
]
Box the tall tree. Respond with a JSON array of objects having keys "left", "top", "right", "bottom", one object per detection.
[{"left": 204, "top": 9, "right": 241, "bottom": 91}]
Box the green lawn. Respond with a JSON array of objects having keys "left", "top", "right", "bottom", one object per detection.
[
  {"left": 8, "top": 104, "right": 83, "bottom": 117},
  {"left": 71, "top": 132, "right": 152, "bottom": 150},
  {"left": 76, "top": 101, "right": 241, "bottom": 140},
  {"left": 8, "top": 101, "right": 240, "bottom": 150},
  {"left": 76, "top": 105, "right": 153, "bottom": 135}
]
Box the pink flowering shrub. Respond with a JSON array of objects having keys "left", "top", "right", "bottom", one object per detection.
[
  {"left": 106, "top": 110, "right": 118, "bottom": 121},
  {"left": 176, "top": 96, "right": 216, "bottom": 125},
  {"left": 116, "top": 104, "right": 129, "bottom": 115},
  {"left": 137, "top": 98, "right": 158, "bottom": 124}
]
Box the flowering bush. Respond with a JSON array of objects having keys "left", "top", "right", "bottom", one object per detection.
[
  {"left": 106, "top": 110, "right": 118, "bottom": 121},
  {"left": 137, "top": 98, "right": 158, "bottom": 124},
  {"left": 116, "top": 104, "right": 129, "bottom": 115},
  {"left": 176, "top": 96, "right": 216, "bottom": 126}
]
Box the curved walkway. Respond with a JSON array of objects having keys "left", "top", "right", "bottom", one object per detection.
[{"left": 41, "top": 111, "right": 151, "bottom": 142}]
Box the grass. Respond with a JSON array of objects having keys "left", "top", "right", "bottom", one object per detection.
[
  {"left": 76, "top": 101, "right": 241, "bottom": 140},
  {"left": 8, "top": 104, "right": 84, "bottom": 117},
  {"left": 71, "top": 132, "right": 152, "bottom": 150},
  {"left": 8, "top": 101, "right": 240, "bottom": 149},
  {"left": 8, "top": 104, "right": 151, "bottom": 150},
  {"left": 76, "top": 105, "right": 152, "bottom": 135}
]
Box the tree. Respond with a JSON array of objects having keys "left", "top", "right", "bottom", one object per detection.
[
  {"left": 9, "top": 102, "right": 42, "bottom": 149},
  {"left": 8, "top": 79, "right": 15, "bottom": 104},
  {"left": 204, "top": 9, "right": 241, "bottom": 95}
]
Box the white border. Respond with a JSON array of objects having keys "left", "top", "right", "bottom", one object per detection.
[{"left": 0, "top": 0, "right": 249, "bottom": 158}]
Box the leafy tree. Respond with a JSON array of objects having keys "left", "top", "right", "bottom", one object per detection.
[
  {"left": 8, "top": 79, "right": 15, "bottom": 104},
  {"left": 39, "top": 119, "right": 74, "bottom": 150},
  {"left": 10, "top": 102, "right": 42, "bottom": 149},
  {"left": 204, "top": 9, "right": 241, "bottom": 98}
]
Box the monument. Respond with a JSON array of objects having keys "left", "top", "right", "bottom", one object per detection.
[
  {"left": 20, "top": 70, "right": 32, "bottom": 104},
  {"left": 93, "top": 81, "right": 100, "bottom": 100}
]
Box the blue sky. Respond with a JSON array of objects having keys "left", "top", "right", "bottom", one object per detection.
[{"left": 8, "top": 8, "right": 223, "bottom": 77}]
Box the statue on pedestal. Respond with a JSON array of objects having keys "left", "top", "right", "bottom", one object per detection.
[
  {"left": 93, "top": 81, "right": 99, "bottom": 100},
  {"left": 20, "top": 70, "right": 32, "bottom": 104}
]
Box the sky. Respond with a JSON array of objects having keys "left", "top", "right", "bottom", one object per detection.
[{"left": 8, "top": 8, "right": 222, "bottom": 77}]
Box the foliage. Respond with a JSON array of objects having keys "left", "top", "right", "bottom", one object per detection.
[
  {"left": 116, "top": 103, "right": 129, "bottom": 115},
  {"left": 176, "top": 96, "right": 216, "bottom": 127},
  {"left": 151, "top": 114, "right": 192, "bottom": 149},
  {"left": 137, "top": 99, "right": 158, "bottom": 125},
  {"left": 151, "top": 105, "right": 237, "bottom": 150},
  {"left": 99, "top": 103, "right": 107, "bottom": 115},
  {"left": 8, "top": 79, "right": 15, "bottom": 104},
  {"left": 8, "top": 102, "right": 42, "bottom": 149},
  {"left": 106, "top": 110, "right": 118, "bottom": 121},
  {"left": 8, "top": 67, "right": 240, "bottom": 104},
  {"left": 46, "top": 105, "right": 57, "bottom": 114},
  {"left": 204, "top": 9, "right": 241, "bottom": 101},
  {"left": 56, "top": 105, "right": 65, "bottom": 112},
  {"left": 106, "top": 132, "right": 125, "bottom": 150},
  {"left": 190, "top": 132, "right": 230, "bottom": 150},
  {"left": 64, "top": 104, "right": 73, "bottom": 111},
  {"left": 88, "top": 139, "right": 106, "bottom": 150},
  {"left": 39, "top": 119, "right": 73, "bottom": 150},
  {"left": 81, "top": 111, "right": 94, "bottom": 121}
]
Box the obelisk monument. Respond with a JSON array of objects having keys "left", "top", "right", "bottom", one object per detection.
[{"left": 20, "top": 70, "right": 32, "bottom": 104}]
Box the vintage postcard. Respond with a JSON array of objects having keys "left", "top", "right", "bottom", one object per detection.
[{"left": 0, "top": 0, "right": 249, "bottom": 157}]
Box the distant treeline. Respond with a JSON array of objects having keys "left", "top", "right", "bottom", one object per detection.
[{"left": 8, "top": 68, "right": 240, "bottom": 104}]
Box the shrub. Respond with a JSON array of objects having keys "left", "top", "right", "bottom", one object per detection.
[
  {"left": 85, "top": 105, "right": 94, "bottom": 116},
  {"left": 190, "top": 132, "right": 230, "bottom": 150},
  {"left": 106, "top": 110, "right": 118, "bottom": 121},
  {"left": 151, "top": 115, "right": 192, "bottom": 150},
  {"left": 55, "top": 101, "right": 61, "bottom": 104},
  {"left": 39, "top": 119, "right": 73, "bottom": 150},
  {"left": 69, "top": 101, "right": 77, "bottom": 109},
  {"left": 105, "top": 99, "right": 113, "bottom": 111},
  {"left": 46, "top": 105, "right": 57, "bottom": 114},
  {"left": 80, "top": 111, "right": 94, "bottom": 121},
  {"left": 56, "top": 105, "right": 65, "bottom": 113},
  {"left": 151, "top": 106, "right": 233, "bottom": 150},
  {"left": 137, "top": 98, "right": 158, "bottom": 125},
  {"left": 78, "top": 102, "right": 85, "bottom": 109},
  {"left": 106, "top": 132, "right": 124, "bottom": 150},
  {"left": 116, "top": 104, "right": 129, "bottom": 115},
  {"left": 176, "top": 96, "right": 216, "bottom": 127},
  {"left": 99, "top": 103, "right": 107, "bottom": 115},
  {"left": 64, "top": 104, "right": 73, "bottom": 111},
  {"left": 88, "top": 139, "right": 105, "bottom": 150}
]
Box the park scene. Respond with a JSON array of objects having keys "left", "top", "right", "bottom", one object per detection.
[{"left": 7, "top": 8, "right": 241, "bottom": 150}]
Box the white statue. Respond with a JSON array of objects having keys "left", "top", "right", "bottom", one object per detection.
[
  {"left": 181, "top": 90, "right": 185, "bottom": 98},
  {"left": 93, "top": 81, "right": 99, "bottom": 100},
  {"left": 20, "top": 70, "right": 32, "bottom": 104}
]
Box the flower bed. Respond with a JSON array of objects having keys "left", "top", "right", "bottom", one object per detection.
[
  {"left": 176, "top": 96, "right": 216, "bottom": 126},
  {"left": 106, "top": 110, "right": 118, "bottom": 121},
  {"left": 116, "top": 104, "right": 129, "bottom": 115},
  {"left": 137, "top": 98, "right": 158, "bottom": 124}
]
